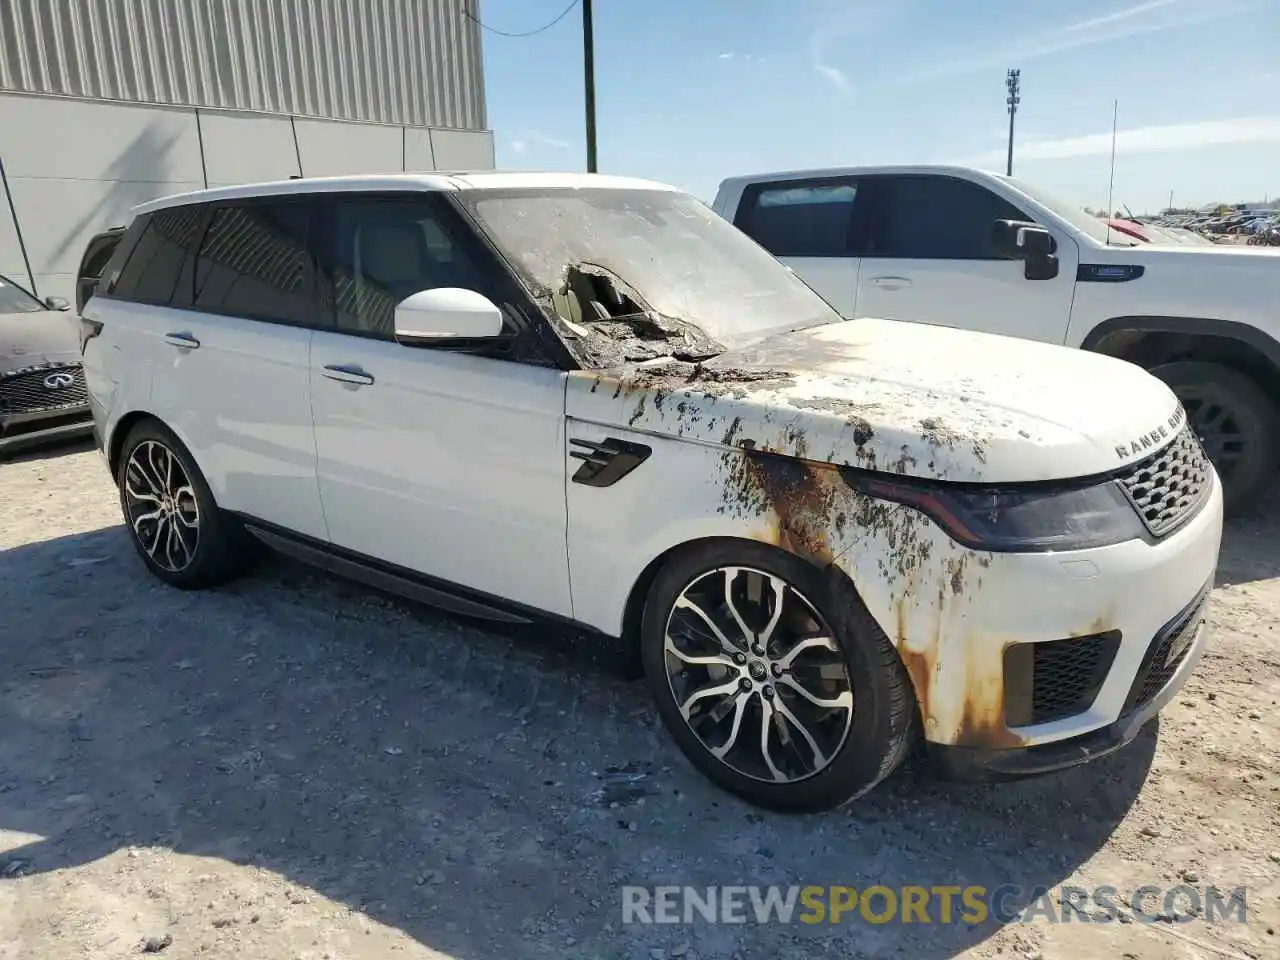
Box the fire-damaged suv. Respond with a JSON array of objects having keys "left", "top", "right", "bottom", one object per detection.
[{"left": 81, "top": 172, "right": 1222, "bottom": 811}]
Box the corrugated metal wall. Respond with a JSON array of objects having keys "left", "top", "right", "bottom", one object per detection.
[{"left": 0, "top": 0, "right": 487, "bottom": 130}]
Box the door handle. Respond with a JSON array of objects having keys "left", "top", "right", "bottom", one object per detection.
[
  {"left": 163, "top": 332, "right": 200, "bottom": 349},
  {"left": 868, "top": 276, "right": 913, "bottom": 288},
  {"left": 322, "top": 364, "right": 375, "bottom": 386}
]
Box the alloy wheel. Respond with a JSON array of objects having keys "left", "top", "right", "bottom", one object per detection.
[
  {"left": 123, "top": 440, "right": 201, "bottom": 573},
  {"left": 662, "top": 566, "right": 854, "bottom": 784}
]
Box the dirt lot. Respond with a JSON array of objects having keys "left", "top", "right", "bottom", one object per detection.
[{"left": 1, "top": 442, "right": 1277, "bottom": 960}]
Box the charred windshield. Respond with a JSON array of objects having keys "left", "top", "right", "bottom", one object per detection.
[
  {"left": 456, "top": 187, "right": 843, "bottom": 364},
  {"left": 0, "top": 274, "right": 44, "bottom": 314}
]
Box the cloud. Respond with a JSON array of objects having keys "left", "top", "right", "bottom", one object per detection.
[
  {"left": 512, "top": 129, "right": 571, "bottom": 152},
  {"left": 911, "top": 0, "right": 1261, "bottom": 81},
  {"left": 1056, "top": 0, "right": 1180, "bottom": 34},
  {"left": 718, "top": 52, "right": 734, "bottom": 59},
  {"left": 814, "top": 64, "right": 852, "bottom": 94},
  {"left": 805, "top": 1, "right": 898, "bottom": 98},
  {"left": 960, "top": 116, "right": 1280, "bottom": 166}
]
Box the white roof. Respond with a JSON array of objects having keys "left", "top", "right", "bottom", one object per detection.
[{"left": 132, "top": 170, "right": 680, "bottom": 217}]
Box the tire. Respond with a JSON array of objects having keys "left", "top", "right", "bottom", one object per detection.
[
  {"left": 640, "top": 540, "right": 917, "bottom": 813},
  {"left": 1149, "top": 360, "right": 1279, "bottom": 516},
  {"left": 115, "top": 419, "right": 254, "bottom": 589}
]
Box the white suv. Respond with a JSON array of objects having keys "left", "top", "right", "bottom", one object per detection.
[
  {"left": 713, "top": 165, "right": 1280, "bottom": 513},
  {"left": 82, "top": 172, "right": 1223, "bottom": 812}
]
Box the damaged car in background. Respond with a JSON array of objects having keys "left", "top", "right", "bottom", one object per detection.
[
  {"left": 82, "top": 172, "right": 1223, "bottom": 812},
  {"left": 1, "top": 272, "right": 93, "bottom": 457}
]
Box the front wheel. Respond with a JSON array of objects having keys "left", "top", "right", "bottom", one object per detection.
[
  {"left": 640, "top": 541, "right": 917, "bottom": 813},
  {"left": 1149, "top": 360, "right": 1279, "bottom": 516}
]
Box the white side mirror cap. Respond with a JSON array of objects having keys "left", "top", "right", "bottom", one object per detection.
[{"left": 393, "top": 288, "right": 504, "bottom": 345}]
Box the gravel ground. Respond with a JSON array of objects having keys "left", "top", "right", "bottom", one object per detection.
[{"left": 0, "top": 441, "right": 1277, "bottom": 960}]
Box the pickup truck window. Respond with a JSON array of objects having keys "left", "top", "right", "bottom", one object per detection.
[
  {"left": 736, "top": 180, "right": 860, "bottom": 258},
  {"left": 869, "top": 175, "right": 1029, "bottom": 260},
  {"left": 999, "top": 175, "right": 1139, "bottom": 247}
]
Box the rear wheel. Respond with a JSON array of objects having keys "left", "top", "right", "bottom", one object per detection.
[
  {"left": 1150, "top": 360, "right": 1279, "bottom": 515},
  {"left": 640, "top": 541, "right": 916, "bottom": 812},
  {"left": 116, "top": 420, "right": 254, "bottom": 588}
]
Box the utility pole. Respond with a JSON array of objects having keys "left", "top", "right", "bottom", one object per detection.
[
  {"left": 1005, "top": 69, "right": 1021, "bottom": 176},
  {"left": 583, "top": 0, "right": 598, "bottom": 172}
]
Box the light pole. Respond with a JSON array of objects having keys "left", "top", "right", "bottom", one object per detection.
[
  {"left": 1005, "top": 69, "right": 1021, "bottom": 177},
  {"left": 583, "top": 0, "right": 597, "bottom": 172}
]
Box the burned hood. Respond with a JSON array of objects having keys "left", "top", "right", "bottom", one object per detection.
[
  {"left": 566, "top": 317, "right": 1185, "bottom": 483},
  {"left": 0, "top": 311, "right": 79, "bottom": 376}
]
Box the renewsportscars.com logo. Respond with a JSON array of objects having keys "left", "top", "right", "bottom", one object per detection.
[{"left": 621, "top": 884, "right": 1249, "bottom": 926}]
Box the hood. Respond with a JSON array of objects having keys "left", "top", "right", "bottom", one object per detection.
[
  {"left": 1122, "top": 242, "right": 1280, "bottom": 262},
  {"left": 567, "top": 317, "right": 1185, "bottom": 483},
  {"left": 0, "top": 310, "right": 80, "bottom": 376}
]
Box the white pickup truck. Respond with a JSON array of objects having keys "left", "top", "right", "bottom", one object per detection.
[{"left": 712, "top": 165, "right": 1280, "bottom": 513}]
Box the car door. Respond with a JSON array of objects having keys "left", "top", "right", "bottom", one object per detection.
[
  {"left": 853, "top": 174, "right": 1078, "bottom": 343},
  {"left": 307, "top": 191, "right": 573, "bottom": 617},
  {"left": 145, "top": 198, "right": 329, "bottom": 541},
  {"left": 731, "top": 177, "right": 868, "bottom": 316}
]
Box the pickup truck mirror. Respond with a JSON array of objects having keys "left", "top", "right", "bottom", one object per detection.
[
  {"left": 393, "top": 287, "right": 506, "bottom": 347},
  {"left": 991, "top": 219, "right": 1060, "bottom": 280},
  {"left": 44, "top": 295, "right": 71, "bottom": 311}
]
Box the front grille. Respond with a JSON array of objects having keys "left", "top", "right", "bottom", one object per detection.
[
  {"left": 1116, "top": 425, "right": 1213, "bottom": 537},
  {"left": 0, "top": 364, "right": 88, "bottom": 418},
  {"left": 1122, "top": 585, "right": 1211, "bottom": 715},
  {"left": 1004, "top": 633, "right": 1120, "bottom": 726}
]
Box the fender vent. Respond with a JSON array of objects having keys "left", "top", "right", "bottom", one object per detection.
[{"left": 1115, "top": 426, "right": 1213, "bottom": 537}]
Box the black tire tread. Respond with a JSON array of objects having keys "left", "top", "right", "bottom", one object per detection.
[{"left": 1149, "top": 359, "right": 1279, "bottom": 515}]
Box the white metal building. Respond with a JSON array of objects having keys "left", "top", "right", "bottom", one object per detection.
[{"left": 0, "top": 0, "right": 494, "bottom": 302}]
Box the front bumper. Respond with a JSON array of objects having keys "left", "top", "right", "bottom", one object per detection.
[
  {"left": 0, "top": 405, "right": 94, "bottom": 457},
  {"left": 928, "top": 591, "right": 1211, "bottom": 781},
  {"left": 836, "top": 472, "right": 1224, "bottom": 754}
]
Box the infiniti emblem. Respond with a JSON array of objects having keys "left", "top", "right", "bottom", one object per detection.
[{"left": 43, "top": 372, "right": 75, "bottom": 390}]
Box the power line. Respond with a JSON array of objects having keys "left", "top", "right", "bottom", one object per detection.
[{"left": 462, "top": 0, "right": 581, "bottom": 38}]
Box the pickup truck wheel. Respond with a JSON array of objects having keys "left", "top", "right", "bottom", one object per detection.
[
  {"left": 640, "top": 541, "right": 916, "bottom": 812},
  {"left": 1149, "top": 361, "right": 1279, "bottom": 515},
  {"left": 116, "top": 420, "right": 254, "bottom": 589}
]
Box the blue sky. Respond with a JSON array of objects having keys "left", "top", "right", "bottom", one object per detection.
[{"left": 478, "top": 0, "right": 1279, "bottom": 213}]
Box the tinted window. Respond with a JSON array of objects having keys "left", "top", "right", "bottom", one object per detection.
[
  {"left": 736, "top": 180, "right": 859, "bottom": 257},
  {"left": 321, "top": 196, "right": 490, "bottom": 339},
  {"left": 192, "top": 201, "right": 313, "bottom": 324},
  {"left": 111, "top": 207, "right": 205, "bottom": 305},
  {"left": 870, "top": 176, "right": 1031, "bottom": 259}
]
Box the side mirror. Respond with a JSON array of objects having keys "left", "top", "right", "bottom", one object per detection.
[
  {"left": 44, "top": 295, "right": 71, "bottom": 311},
  {"left": 393, "top": 288, "right": 505, "bottom": 347},
  {"left": 991, "top": 219, "right": 1057, "bottom": 259},
  {"left": 991, "top": 219, "right": 1059, "bottom": 281}
]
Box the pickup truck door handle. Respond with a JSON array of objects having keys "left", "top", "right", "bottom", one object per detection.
[
  {"left": 868, "top": 276, "right": 913, "bottom": 289},
  {"left": 163, "top": 331, "right": 200, "bottom": 349},
  {"left": 322, "top": 364, "right": 375, "bottom": 387}
]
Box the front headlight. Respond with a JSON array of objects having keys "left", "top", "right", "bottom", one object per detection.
[{"left": 853, "top": 475, "right": 1145, "bottom": 552}]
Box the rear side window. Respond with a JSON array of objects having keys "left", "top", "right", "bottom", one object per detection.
[
  {"left": 868, "top": 176, "right": 1032, "bottom": 260},
  {"left": 192, "top": 200, "right": 314, "bottom": 325},
  {"left": 735, "top": 180, "right": 861, "bottom": 258},
  {"left": 110, "top": 207, "right": 205, "bottom": 305}
]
